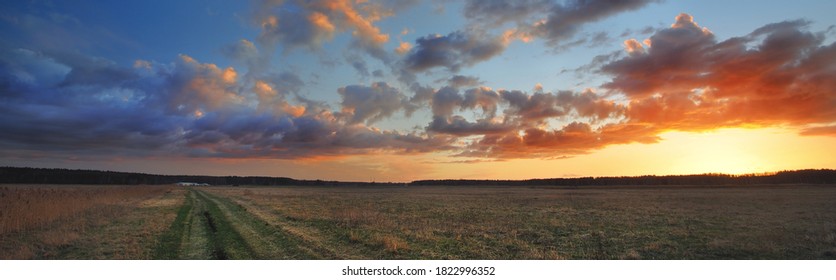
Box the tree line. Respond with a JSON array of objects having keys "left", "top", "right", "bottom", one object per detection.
[
  {"left": 0, "top": 167, "right": 345, "bottom": 186},
  {"left": 411, "top": 169, "right": 836, "bottom": 186},
  {"left": 2, "top": 166, "right": 836, "bottom": 186}
]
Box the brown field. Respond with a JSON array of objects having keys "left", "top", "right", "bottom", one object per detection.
[
  {"left": 0, "top": 185, "right": 183, "bottom": 259},
  {"left": 2, "top": 184, "right": 836, "bottom": 259}
]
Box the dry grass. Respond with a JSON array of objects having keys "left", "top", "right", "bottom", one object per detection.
[
  {"left": 4, "top": 184, "right": 834, "bottom": 259},
  {"left": 0, "top": 185, "right": 172, "bottom": 234},
  {"left": 205, "top": 184, "right": 836, "bottom": 259},
  {"left": 0, "top": 185, "right": 180, "bottom": 259}
]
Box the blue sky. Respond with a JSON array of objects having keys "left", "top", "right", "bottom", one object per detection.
[{"left": 1, "top": 0, "right": 835, "bottom": 181}]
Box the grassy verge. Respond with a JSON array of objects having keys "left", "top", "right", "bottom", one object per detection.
[{"left": 153, "top": 190, "right": 193, "bottom": 259}]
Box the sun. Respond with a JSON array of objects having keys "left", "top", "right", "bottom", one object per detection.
[{"left": 658, "top": 128, "right": 800, "bottom": 175}]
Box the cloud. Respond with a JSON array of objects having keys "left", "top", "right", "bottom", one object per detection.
[
  {"left": 623, "top": 38, "right": 645, "bottom": 55},
  {"left": 462, "top": 86, "right": 502, "bottom": 117},
  {"left": 402, "top": 29, "right": 512, "bottom": 72},
  {"left": 338, "top": 82, "right": 409, "bottom": 124},
  {"left": 0, "top": 48, "right": 71, "bottom": 87},
  {"left": 0, "top": 48, "right": 449, "bottom": 160},
  {"left": 255, "top": 0, "right": 392, "bottom": 59},
  {"left": 4, "top": 11, "right": 835, "bottom": 164},
  {"left": 529, "top": 0, "right": 658, "bottom": 46},
  {"left": 800, "top": 125, "right": 836, "bottom": 136},
  {"left": 163, "top": 54, "right": 244, "bottom": 115},
  {"left": 464, "top": 0, "right": 658, "bottom": 49},
  {"left": 395, "top": 41, "right": 412, "bottom": 54},
  {"left": 446, "top": 75, "right": 482, "bottom": 88},
  {"left": 500, "top": 89, "right": 622, "bottom": 122},
  {"left": 463, "top": 0, "right": 553, "bottom": 28},
  {"left": 430, "top": 86, "right": 464, "bottom": 117},
  {"left": 459, "top": 122, "right": 660, "bottom": 158},
  {"left": 397, "top": 0, "right": 658, "bottom": 76},
  {"left": 427, "top": 116, "right": 513, "bottom": 136},
  {"left": 222, "top": 39, "right": 263, "bottom": 72},
  {"left": 422, "top": 84, "right": 624, "bottom": 141},
  {"left": 603, "top": 14, "right": 836, "bottom": 130}
]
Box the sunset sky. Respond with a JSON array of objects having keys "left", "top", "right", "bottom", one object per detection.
[{"left": 1, "top": 0, "right": 835, "bottom": 181}]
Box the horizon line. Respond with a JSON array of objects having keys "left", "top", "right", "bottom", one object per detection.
[{"left": 3, "top": 165, "right": 834, "bottom": 184}]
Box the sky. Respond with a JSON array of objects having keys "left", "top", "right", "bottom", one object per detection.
[{"left": 1, "top": 0, "right": 835, "bottom": 182}]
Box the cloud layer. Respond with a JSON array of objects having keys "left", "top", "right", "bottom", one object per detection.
[
  {"left": 604, "top": 14, "right": 836, "bottom": 130},
  {"left": 2, "top": 4, "right": 835, "bottom": 164},
  {"left": 0, "top": 52, "right": 448, "bottom": 159}
]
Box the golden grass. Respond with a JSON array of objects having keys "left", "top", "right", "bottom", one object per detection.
[
  {"left": 0, "top": 185, "right": 179, "bottom": 259},
  {"left": 0, "top": 185, "right": 172, "bottom": 235}
]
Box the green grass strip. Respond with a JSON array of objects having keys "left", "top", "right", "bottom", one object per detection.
[
  {"left": 194, "top": 190, "right": 257, "bottom": 259},
  {"left": 196, "top": 190, "right": 318, "bottom": 259},
  {"left": 152, "top": 190, "right": 193, "bottom": 259}
]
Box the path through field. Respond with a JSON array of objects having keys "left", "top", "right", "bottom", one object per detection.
[{"left": 154, "top": 188, "right": 334, "bottom": 259}]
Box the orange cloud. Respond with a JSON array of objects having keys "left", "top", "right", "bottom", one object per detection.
[
  {"left": 395, "top": 41, "right": 412, "bottom": 54},
  {"left": 603, "top": 14, "right": 836, "bottom": 133},
  {"left": 308, "top": 11, "right": 336, "bottom": 35},
  {"left": 257, "top": 0, "right": 391, "bottom": 52},
  {"left": 623, "top": 38, "right": 644, "bottom": 55},
  {"left": 459, "top": 122, "right": 660, "bottom": 158},
  {"left": 176, "top": 55, "right": 244, "bottom": 112}
]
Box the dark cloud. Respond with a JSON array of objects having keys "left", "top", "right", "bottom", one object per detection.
[
  {"left": 462, "top": 87, "right": 501, "bottom": 118},
  {"left": 431, "top": 86, "right": 464, "bottom": 117},
  {"left": 463, "top": 0, "right": 552, "bottom": 27},
  {"left": 0, "top": 49, "right": 449, "bottom": 160},
  {"left": 530, "top": 0, "right": 658, "bottom": 46},
  {"left": 403, "top": 30, "right": 511, "bottom": 72},
  {"left": 338, "top": 82, "right": 409, "bottom": 124},
  {"left": 427, "top": 116, "right": 513, "bottom": 136},
  {"left": 500, "top": 89, "right": 622, "bottom": 123},
  {"left": 446, "top": 75, "right": 481, "bottom": 88},
  {"left": 423, "top": 84, "right": 624, "bottom": 141},
  {"left": 463, "top": 0, "right": 657, "bottom": 49}
]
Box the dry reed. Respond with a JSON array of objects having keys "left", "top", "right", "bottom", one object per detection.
[{"left": 0, "top": 185, "right": 172, "bottom": 235}]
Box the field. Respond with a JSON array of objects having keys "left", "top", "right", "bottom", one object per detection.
[{"left": 2, "top": 184, "right": 835, "bottom": 259}]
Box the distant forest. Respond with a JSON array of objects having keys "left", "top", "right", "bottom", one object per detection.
[{"left": 1, "top": 166, "right": 836, "bottom": 186}]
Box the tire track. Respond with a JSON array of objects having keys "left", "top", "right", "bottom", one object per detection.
[
  {"left": 180, "top": 190, "right": 212, "bottom": 259},
  {"left": 156, "top": 188, "right": 339, "bottom": 259},
  {"left": 216, "top": 194, "right": 355, "bottom": 259},
  {"left": 192, "top": 189, "right": 318, "bottom": 259}
]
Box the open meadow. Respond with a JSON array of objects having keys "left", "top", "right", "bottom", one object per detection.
[{"left": 2, "top": 184, "right": 835, "bottom": 259}]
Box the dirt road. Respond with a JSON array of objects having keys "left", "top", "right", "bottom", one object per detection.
[{"left": 154, "top": 189, "right": 327, "bottom": 259}]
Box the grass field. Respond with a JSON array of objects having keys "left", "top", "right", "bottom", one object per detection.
[{"left": 2, "top": 184, "right": 835, "bottom": 259}]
